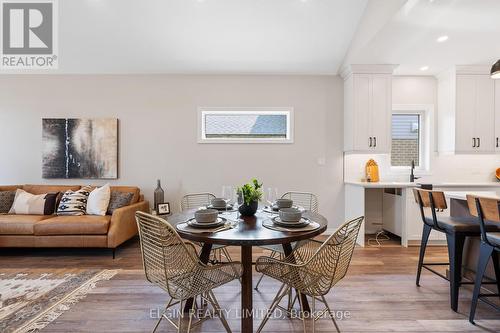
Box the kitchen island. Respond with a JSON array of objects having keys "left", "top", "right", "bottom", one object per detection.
[{"left": 345, "top": 181, "right": 500, "bottom": 247}]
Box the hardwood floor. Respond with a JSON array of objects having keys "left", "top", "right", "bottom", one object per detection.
[{"left": 1, "top": 237, "right": 499, "bottom": 332}]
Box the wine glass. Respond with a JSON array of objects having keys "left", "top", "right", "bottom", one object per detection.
[
  {"left": 233, "top": 188, "right": 244, "bottom": 222},
  {"left": 221, "top": 185, "right": 233, "bottom": 210},
  {"left": 265, "top": 187, "right": 278, "bottom": 208}
]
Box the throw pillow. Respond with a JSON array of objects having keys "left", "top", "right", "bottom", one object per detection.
[
  {"left": 106, "top": 191, "right": 133, "bottom": 215},
  {"left": 57, "top": 186, "right": 92, "bottom": 216},
  {"left": 86, "top": 184, "right": 111, "bottom": 216},
  {"left": 0, "top": 190, "right": 16, "bottom": 214},
  {"left": 8, "top": 189, "right": 59, "bottom": 215}
]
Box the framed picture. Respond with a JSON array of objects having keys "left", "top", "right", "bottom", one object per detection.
[
  {"left": 157, "top": 202, "right": 171, "bottom": 215},
  {"left": 42, "top": 118, "right": 118, "bottom": 179}
]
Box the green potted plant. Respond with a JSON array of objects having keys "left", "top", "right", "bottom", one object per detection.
[{"left": 237, "top": 179, "right": 263, "bottom": 216}]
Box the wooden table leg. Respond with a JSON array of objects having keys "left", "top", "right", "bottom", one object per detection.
[
  {"left": 282, "top": 243, "right": 310, "bottom": 313},
  {"left": 184, "top": 243, "right": 212, "bottom": 313},
  {"left": 241, "top": 245, "right": 253, "bottom": 333}
]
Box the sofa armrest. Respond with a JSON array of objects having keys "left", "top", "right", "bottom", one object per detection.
[{"left": 107, "top": 200, "right": 150, "bottom": 248}]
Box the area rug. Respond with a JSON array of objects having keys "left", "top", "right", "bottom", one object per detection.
[{"left": 0, "top": 268, "right": 119, "bottom": 333}]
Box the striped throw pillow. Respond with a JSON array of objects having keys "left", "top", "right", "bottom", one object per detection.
[{"left": 57, "top": 186, "right": 92, "bottom": 216}]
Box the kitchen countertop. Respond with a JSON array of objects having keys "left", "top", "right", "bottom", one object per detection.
[
  {"left": 345, "top": 181, "right": 500, "bottom": 188},
  {"left": 445, "top": 191, "right": 500, "bottom": 201},
  {"left": 344, "top": 181, "right": 416, "bottom": 188}
]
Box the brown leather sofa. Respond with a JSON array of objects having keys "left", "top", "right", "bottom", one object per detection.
[{"left": 0, "top": 185, "right": 149, "bottom": 257}]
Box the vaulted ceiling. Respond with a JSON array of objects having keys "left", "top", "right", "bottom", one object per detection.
[
  {"left": 5, "top": 0, "right": 500, "bottom": 75},
  {"left": 57, "top": 0, "right": 367, "bottom": 74}
]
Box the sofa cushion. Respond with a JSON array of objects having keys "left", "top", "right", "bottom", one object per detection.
[
  {"left": 57, "top": 186, "right": 92, "bottom": 216},
  {"left": 0, "top": 190, "right": 16, "bottom": 213},
  {"left": 9, "top": 189, "right": 59, "bottom": 215},
  {"left": 23, "top": 185, "right": 80, "bottom": 195},
  {"left": 87, "top": 184, "right": 111, "bottom": 216},
  {"left": 110, "top": 186, "right": 140, "bottom": 204},
  {"left": 0, "top": 214, "right": 51, "bottom": 235},
  {"left": 0, "top": 185, "right": 21, "bottom": 192},
  {"left": 34, "top": 215, "right": 111, "bottom": 235},
  {"left": 107, "top": 191, "right": 133, "bottom": 215}
]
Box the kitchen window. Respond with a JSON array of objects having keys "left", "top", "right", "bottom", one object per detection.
[
  {"left": 391, "top": 105, "right": 432, "bottom": 171},
  {"left": 198, "top": 108, "right": 293, "bottom": 143}
]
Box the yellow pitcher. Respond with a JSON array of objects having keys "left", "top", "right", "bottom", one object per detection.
[{"left": 365, "top": 159, "right": 379, "bottom": 182}]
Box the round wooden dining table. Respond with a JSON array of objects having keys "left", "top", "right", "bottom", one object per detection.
[{"left": 168, "top": 209, "right": 328, "bottom": 333}]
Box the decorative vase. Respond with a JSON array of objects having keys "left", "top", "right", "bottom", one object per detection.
[
  {"left": 238, "top": 200, "right": 258, "bottom": 216},
  {"left": 154, "top": 179, "right": 164, "bottom": 211}
]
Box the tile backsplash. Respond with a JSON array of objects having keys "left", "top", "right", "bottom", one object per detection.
[{"left": 344, "top": 152, "right": 500, "bottom": 183}]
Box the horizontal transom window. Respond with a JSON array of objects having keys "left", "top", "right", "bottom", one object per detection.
[{"left": 198, "top": 108, "right": 293, "bottom": 143}]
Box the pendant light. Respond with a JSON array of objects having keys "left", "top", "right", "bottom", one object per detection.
[{"left": 491, "top": 59, "right": 500, "bottom": 79}]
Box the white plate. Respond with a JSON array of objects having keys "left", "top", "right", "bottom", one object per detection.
[
  {"left": 272, "top": 216, "right": 310, "bottom": 228},
  {"left": 187, "top": 217, "right": 226, "bottom": 228}
]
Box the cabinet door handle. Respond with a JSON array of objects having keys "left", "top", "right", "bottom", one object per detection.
[
  {"left": 369, "top": 137, "right": 372, "bottom": 147},
  {"left": 477, "top": 137, "right": 480, "bottom": 148},
  {"left": 473, "top": 138, "right": 476, "bottom": 147},
  {"left": 496, "top": 137, "right": 498, "bottom": 148},
  {"left": 373, "top": 137, "right": 377, "bottom": 147}
]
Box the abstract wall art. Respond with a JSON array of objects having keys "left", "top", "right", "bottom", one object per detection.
[{"left": 42, "top": 118, "right": 118, "bottom": 179}]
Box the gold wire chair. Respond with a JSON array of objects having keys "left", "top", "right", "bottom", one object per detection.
[
  {"left": 180, "top": 193, "right": 217, "bottom": 211},
  {"left": 255, "top": 191, "right": 319, "bottom": 290},
  {"left": 135, "top": 211, "right": 242, "bottom": 333},
  {"left": 255, "top": 216, "right": 364, "bottom": 333},
  {"left": 180, "top": 193, "right": 235, "bottom": 264},
  {"left": 281, "top": 191, "right": 319, "bottom": 213}
]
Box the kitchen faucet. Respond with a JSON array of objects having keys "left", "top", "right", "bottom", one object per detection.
[{"left": 410, "top": 160, "right": 420, "bottom": 182}]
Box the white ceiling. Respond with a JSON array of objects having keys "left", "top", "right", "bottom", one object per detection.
[
  {"left": 55, "top": 0, "right": 367, "bottom": 74},
  {"left": 347, "top": 0, "right": 500, "bottom": 76},
  {"left": 5, "top": 0, "right": 500, "bottom": 75}
]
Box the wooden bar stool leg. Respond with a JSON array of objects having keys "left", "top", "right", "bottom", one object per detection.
[
  {"left": 469, "top": 242, "right": 495, "bottom": 324},
  {"left": 416, "top": 224, "right": 432, "bottom": 287},
  {"left": 492, "top": 251, "right": 500, "bottom": 298},
  {"left": 446, "top": 233, "right": 466, "bottom": 312}
]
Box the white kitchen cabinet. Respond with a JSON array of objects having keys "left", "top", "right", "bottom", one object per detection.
[
  {"left": 495, "top": 80, "right": 500, "bottom": 152},
  {"left": 438, "top": 66, "right": 496, "bottom": 153},
  {"left": 342, "top": 65, "right": 395, "bottom": 153},
  {"left": 455, "top": 75, "right": 495, "bottom": 153}
]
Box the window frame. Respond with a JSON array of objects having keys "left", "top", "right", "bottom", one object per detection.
[
  {"left": 390, "top": 104, "right": 433, "bottom": 173},
  {"left": 197, "top": 107, "right": 294, "bottom": 144}
]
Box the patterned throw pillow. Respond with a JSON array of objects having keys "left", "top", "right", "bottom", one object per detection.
[
  {"left": 57, "top": 186, "right": 92, "bottom": 216},
  {"left": 0, "top": 191, "right": 16, "bottom": 214},
  {"left": 106, "top": 191, "right": 133, "bottom": 215},
  {"left": 8, "top": 189, "right": 59, "bottom": 215}
]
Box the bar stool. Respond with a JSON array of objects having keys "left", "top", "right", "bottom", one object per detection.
[
  {"left": 466, "top": 195, "right": 500, "bottom": 324},
  {"left": 413, "top": 189, "right": 493, "bottom": 312}
]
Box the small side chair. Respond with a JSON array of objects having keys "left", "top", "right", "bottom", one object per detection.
[
  {"left": 135, "top": 211, "right": 242, "bottom": 333},
  {"left": 255, "top": 191, "right": 318, "bottom": 291},
  {"left": 255, "top": 216, "right": 364, "bottom": 333},
  {"left": 180, "top": 193, "right": 235, "bottom": 264},
  {"left": 466, "top": 195, "right": 500, "bottom": 324}
]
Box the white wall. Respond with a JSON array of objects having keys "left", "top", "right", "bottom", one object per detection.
[
  {"left": 0, "top": 75, "right": 345, "bottom": 229},
  {"left": 344, "top": 75, "right": 500, "bottom": 183}
]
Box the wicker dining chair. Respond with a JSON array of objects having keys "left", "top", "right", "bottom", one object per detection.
[
  {"left": 255, "top": 191, "right": 319, "bottom": 291},
  {"left": 180, "top": 193, "right": 217, "bottom": 212},
  {"left": 255, "top": 216, "right": 364, "bottom": 333},
  {"left": 281, "top": 192, "right": 319, "bottom": 213},
  {"left": 135, "top": 211, "right": 242, "bottom": 333},
  {"left": 180, "top": 193, "right": 235, "bottom": 264}
]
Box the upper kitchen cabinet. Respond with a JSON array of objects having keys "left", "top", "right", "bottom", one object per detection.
[
  {"left": 438, "top": 66, "right": 496, "bottom": 153},
  {"left": 341, "top": 65, "right": 396, "bottom": 153},
  {"left": 495, "top": 80, "right": 500, "bottom": 152}
]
